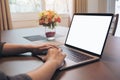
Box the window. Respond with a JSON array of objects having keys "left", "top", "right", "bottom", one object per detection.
[
  {"left": 9, "top": 0, "right": 69, "bottom": 29},
  {"left": 115, "top": 0, "right": 120, "bottom": 13},
  {"left": 9, "top": 0, "right": 42, "bottom": 13},
  {"left": 9, "top": 0, "right": 69, "bottom": 14},
  {"left": 45, "top": 0, "right": 68, "bottom": 14}
]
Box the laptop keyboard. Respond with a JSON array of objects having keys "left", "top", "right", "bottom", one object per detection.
[{"left": 61, "top": 46, "right": 93, "bottom": 62}]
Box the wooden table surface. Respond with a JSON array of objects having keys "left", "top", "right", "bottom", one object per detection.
[{"left": 1, "top": 27, "right": 120, "bottom": 80}]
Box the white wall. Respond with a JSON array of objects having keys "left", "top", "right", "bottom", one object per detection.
[
  {"left": 88, "top": 0, "right": 112, "bottom": 13},
  {"left": 107, "top": 0, "right": 115, "bottom": 13},
  {"left": 88, "top": 0, "right": 98, "bottom": 13},
  {"left": 11, "top": 13, "right": 39, "bottom": 29}
]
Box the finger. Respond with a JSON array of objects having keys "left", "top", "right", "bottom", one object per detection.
[
  {"left": 46, "top": 44, "right": 59, "bottom": 49},
  {"left": 39, "top": 45, "right": 56, "bottom": 49},
  {"left": 41, "top": 56, "right": 47, "bottom": 62},
  {"left": 62, "top": 52, "right": 66, "bottom": 57},
  {"left": 59, "top": 52, "right": 66, "bottom": 58},
  {"left": 39, "top": 46, "right": 52, "bottom": 50},
  {"left": 58, "top": 48, "right": 63, "bottom": 52}
]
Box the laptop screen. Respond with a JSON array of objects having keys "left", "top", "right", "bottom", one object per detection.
[{"left": 65, "top": 13, "right": 113, "bottom": 56}]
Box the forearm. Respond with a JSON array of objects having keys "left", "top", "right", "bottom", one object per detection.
[
  {"left": 2, "top": 43, "right": 33, "bottom": 56},
  {"left": 27, "top": 60, "right": 58, "bottom": 80}
]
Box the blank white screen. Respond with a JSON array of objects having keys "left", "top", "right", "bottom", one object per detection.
[{"left": 66, "top": 15, "right": 112, "bottom": 55}]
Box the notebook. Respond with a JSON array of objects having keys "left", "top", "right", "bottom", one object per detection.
[{"left": 60, "top": 13, "right": 113, "bottom": 70}]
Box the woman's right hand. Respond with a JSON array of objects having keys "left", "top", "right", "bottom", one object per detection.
[{"left": 43, "top": 47, "right": 66, "bottom": 68}]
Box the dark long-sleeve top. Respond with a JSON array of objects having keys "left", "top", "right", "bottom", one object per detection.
[{"left": 0, "top": 42, "right": 32, "bottom": 80}]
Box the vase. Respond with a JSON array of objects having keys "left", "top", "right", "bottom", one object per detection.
[{"left": 45, "top": 27, "right": 56, "bottom": 40}]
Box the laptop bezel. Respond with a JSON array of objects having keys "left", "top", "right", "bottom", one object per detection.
[{"left": 65, "top": 13, "right": 114, "bottom": 58}]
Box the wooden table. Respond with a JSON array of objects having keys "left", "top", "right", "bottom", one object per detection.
[{"left": 1, "top": 27, "right": 120, "bottom": 80}]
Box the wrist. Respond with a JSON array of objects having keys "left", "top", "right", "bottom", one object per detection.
[
  {"left": 46, "top": 60, "right": 60, "bottom": 69},
  {"left": 23, "top": 44, "right": 35, "bottom": 52}
]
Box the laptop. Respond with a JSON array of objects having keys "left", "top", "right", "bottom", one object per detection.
[{"left": 60, "top": 13, "right": 114, "bottom": 70}]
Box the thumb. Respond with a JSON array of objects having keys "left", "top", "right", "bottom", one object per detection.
[{"left": 41, "top": 56, "right": 47, "bottom": 62}]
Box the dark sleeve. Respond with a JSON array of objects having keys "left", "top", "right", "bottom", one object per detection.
[
  {"left": 0, "top": 71, "right": 32, "bottom": 80},
  {"left": 0, "top": 42, "right": 6, "bottom": 57}
]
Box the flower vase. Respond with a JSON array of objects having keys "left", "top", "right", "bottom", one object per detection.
[{"left": 45, "top": 27, "right": 56, "bottom": 40}]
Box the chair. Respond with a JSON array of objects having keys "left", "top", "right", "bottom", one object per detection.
[{"left": 111, "top": 14, "right": 119, "bottom": 36}]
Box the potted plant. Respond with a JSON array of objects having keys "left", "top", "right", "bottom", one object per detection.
[{"left": 39, "top": 10, "right": 61, "bottom": 40}]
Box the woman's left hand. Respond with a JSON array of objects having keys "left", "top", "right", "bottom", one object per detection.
[{"left": 31, "top": 43, "right": 58, "bottom": 55}]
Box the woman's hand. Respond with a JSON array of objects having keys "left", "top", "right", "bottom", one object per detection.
[
  {"left": 31, "top": 43, "right": 58, "bottom": 55},
  {"left": 43, "top": 47, "right": 66, "bottom": 68},
  {"left": 27, "top": 47, "right": 66, "bottom": 80},
  {"left": 31, "top": 43, "right": 66, "bottom": 68}
]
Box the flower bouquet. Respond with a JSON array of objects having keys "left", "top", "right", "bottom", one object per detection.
[
  {"left": 39, "top": 10, "right": 61, "bottom": 29},
  {"left": 39, "top": 10, "right": 61, "bottom": 40}
]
